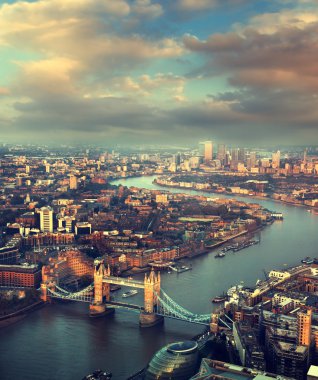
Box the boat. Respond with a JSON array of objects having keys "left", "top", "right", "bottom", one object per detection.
[
  {"left": 176, "top": 265, "right": 192, "bottom": 273},
  {"left": 122, "top": 290, "right": 138, "bottom": 298},
  {"left": 212, "top": 295, "right": 227, "bottom": 303},
  {"left": 82, "top": 369, "right": 112, "bottom": 380},
  {"left": 215, "top": 252, "right": 225, "bottom": 258},
  {"left": 232, "top": 239, "right": 259, "bottom": 252},
  {"left": 301, "top": 257, "right": 314, "bottom": 264}
]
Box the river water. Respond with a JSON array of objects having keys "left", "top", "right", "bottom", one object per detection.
[{"left": 1, "top": 175, "right": 318, "bottom": 380}]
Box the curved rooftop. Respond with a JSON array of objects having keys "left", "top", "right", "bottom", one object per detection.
[
  {"left": 145, "top": 340, "right": 199, "bottom": 380},
  {"left": 167, "top": 341, "right": 198, "bottom": 355}
]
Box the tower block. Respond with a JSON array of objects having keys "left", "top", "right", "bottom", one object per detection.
[
  {"left": 140, "top": 269, "right": 163, "bottom": 327},
  {"left": 89, "top": 261, "right": 113, "bottom": 317}
]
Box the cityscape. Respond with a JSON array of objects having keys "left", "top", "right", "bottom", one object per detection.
[
  {"left": 1, "top": 142, "right": 318, "bottom": 379},
  {"left": 1, "top": 1, "right": 318, "bottom": 380}
]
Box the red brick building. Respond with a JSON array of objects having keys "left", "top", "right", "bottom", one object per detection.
[{"left": 0, "top": 264, "right": 42, "bottom": 288}]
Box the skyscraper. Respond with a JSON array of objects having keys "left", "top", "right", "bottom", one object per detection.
[
  {"left": 272, "top": 151, "right": 281, "bottom": 169},
  {"left": 217, "top": 144, "right": 226, "bottom": 162},
  {"left": 199, "top": 141, "right": 213, "bottom": 162},
  {"left": 230, "top": 148, "right": 239, "bottom": 162},
  {"left": 238, "top": 148, "right": 246, "bottom": 163}
]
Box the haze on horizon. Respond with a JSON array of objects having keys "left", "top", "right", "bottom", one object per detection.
[{"left": 0, "top": 0, "right": 318, "bottom": 146}]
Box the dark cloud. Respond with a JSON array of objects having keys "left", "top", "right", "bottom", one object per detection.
[{"left": 1, "top": 1, "right": 318, "bottom": 146}]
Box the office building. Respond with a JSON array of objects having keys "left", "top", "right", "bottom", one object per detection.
[
  {"left": 191, "top": 359, "right": 293, "bottom": 380},
  {"left": 145, "top": 341, "right": 199, "bottom": 379},
  {"left": 38, "top": 206, "right": 54, "bottom": 233},
  {"left": 217, "top": 144, "right": 226, "bottom": 162},
  {"left": 272, "top": 151, "right": 281, "bottom": 169},
  {"left": 199, "top": 141, "right": 213, "bottom": 162}
]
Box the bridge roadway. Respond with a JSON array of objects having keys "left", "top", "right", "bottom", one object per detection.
[
  {"left": 106, "top": 300, "right": 144, "bottom": 311},
  {"left": 103, "top": 277, "right": 145, "bottom": 289}
]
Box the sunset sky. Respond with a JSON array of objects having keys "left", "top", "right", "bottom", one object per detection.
[{"left": 1, "top": 0, "right": 318, "bottom": 146}]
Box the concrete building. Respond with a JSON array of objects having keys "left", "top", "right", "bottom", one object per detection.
[
  {"left": 272, "top": 151, "right": 281, "bottom": 169},
  {"left": 200, "top": 141, "right": 213, "bottom": 162},
  {"left": 297, "top": 309, "right": 312, "bottom": 346},
  {"left": 233, "top": 321, "right": 265, "bottom": 371},
  {"left": 217, "top": 144, "right": 226, "bottom": 162},
  {"left": 38, "top": 206, "right": 54, "bottom": 233}
]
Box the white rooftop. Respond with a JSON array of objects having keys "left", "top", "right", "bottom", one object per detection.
[{"left": 308, "top": 365, "right": 318, "bottom": 378}]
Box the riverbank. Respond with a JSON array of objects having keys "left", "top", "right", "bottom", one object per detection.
[
  {"left": 0, "top": 300, "right": 45, "bottom": 328},
  {"left": 153, "top": 180, "right": 318, "bottom": 211},
  {"left": 119, "top": 230, "right": 256, "bottom": 276}
]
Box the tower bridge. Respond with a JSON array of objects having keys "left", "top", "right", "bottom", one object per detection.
[{"left": 40, "top": 261, "right": 225, "bottom": 328}]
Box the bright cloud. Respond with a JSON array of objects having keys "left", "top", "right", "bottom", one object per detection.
[{"left": 0, "top": 0, "right": 318, "bottom": 145}]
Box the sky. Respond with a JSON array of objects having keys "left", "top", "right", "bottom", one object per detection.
[{"left": 0, "top": 0, "right": 318, "bottom": 146}]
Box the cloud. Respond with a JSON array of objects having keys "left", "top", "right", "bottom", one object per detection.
[
  {"left": 182, "top": 8, "right": 318, "bottom": 140},
  {"left": 131, "top": 0, "right": 163, "bottom": 18},
  {"left": 108, "top": 73, "right": 186, "bottom": 100},
  {"left": 1, "top": 0, "right": 318, "bottom": 146},
  {"left": 0, "top": 0, "right": 182, "bottom": 72}
]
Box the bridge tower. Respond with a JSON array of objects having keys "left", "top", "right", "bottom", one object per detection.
[
  {"left": 140, "top": 269, "right": 163, "bottom": 327},
  {"left": 89, "top": 261, "right": 113, "bottom": 317}
]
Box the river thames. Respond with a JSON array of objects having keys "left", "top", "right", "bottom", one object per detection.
[{"left": 1, "top": 176, "right": 318, "bottom": 380}]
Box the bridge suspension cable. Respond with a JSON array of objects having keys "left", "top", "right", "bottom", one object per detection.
[
  {"left": 47, "top": 283, "right": 94, "bottom": 303},
  {"left": 155, "top": 290, "right": 211, "bottom": 324}
]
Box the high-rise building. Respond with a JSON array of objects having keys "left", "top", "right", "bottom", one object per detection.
[
  {"left": 172, "top": 153, "right": 181, "bottom": 166},
  {"left": 217, "top": 144, "right": 226, "bottom": 162},
  {"left": 199, "top": 141, "right": 213, "bottom": 162},
  {"left": 230, "top": 148, "right": 239, "bottom": 162},
  {"left": 69, "top": 175, "right": 78, "bottom": 190},
  {"left": 238, "top": 148, "right": 246, "bottom": 163},
  {"left": 272, "top": 150, "right": 281, "bottom": 169},
  {"left": 250, "top": 151, "right": 257, "bottom": 167},
  {"left": 39, "top": 206, "right": 54, "bottom": 233},
  {"left": 297, "top": 309, "right": 312, "bottom": 346}
]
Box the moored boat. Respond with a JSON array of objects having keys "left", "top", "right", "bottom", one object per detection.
[
  {"left": 212, "top": 295, "right": 227, "bottom": 303},
  {"left": 301, "top": 256, "right": 314, "bottom": 264}
]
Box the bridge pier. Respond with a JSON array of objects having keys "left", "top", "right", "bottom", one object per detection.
[
  {"left": 139, "top": 312, "right": 164, "bottom": 327},
  {"left": 89, "top": 303, "right": 114, "bottom": 318}
]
